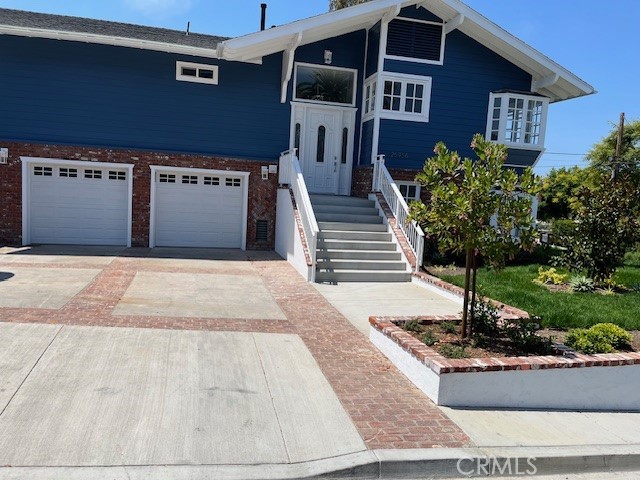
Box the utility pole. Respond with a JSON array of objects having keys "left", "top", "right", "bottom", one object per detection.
[{"left": 613, "top": 112, "right": 625, "bottom": 179}]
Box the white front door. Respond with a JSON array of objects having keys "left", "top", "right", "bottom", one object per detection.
[{"left": 291, "top": 104, "right": 355, "bottom": 195}]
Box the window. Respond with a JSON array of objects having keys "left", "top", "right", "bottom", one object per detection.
[
  {"left": 176, "top": 61, "right": 218, "bottom": 85},
  {"left": 386, "top": 18, "right": 445, "bottom": 64},
  {"left": 341, "top": 128, "right": 348, "bottom": 164},
  {"left": 363, "top": 77, "right": 377, "bottom": 120},
  {"left": 108, "top": 171, "right": 126, "bottom": 181},
  {"left": 59, "top": 167, "right": 78, "bottom": 178},
  {"left": 225, "top": 177, "right": 241, "bottom": 187},
  {"left": 182, "top": 175, "right": 198, "bottom": 184},
  {"left": 379, "top": 74, "right": 432, "bottom": 122},
  {"left": 397, "top": 182, "right": 421, "bottom": 202},
  {"left": 33, "top": 166, "right": 52, "bottom": 176},
  {"left": 294, "top": 123, "right": 301, "bottom": 153},
  {"left": 204, "top": 176, "right": 220, "bottom": 185},
  {"left": 487, "top": 93, "right": 549, "bottom": 149},
  {"left": 316, "top": 126, "right": 326, "bottom": 163},
  {"left": 158, "top": 173, "right": 176, "bottom": 183},
  {"left": 84, "top": 169, "right": 102, "bottom": 179},
  {"left": 294, "top": 63, "right": 356, "bottom": 106}
]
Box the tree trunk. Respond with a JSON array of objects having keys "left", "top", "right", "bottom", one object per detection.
[
  {"left": 469, "top": 250, "right": 479, "bottom": 336},
  {"left": 461, "top": 246, "right": 473, "bottom": 339}
]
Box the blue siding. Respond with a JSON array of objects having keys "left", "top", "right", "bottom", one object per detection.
[
  {"left": 0, "top": 35, "right": 289, "bottom": 160},
  {"left": 397, "top": 6, "right": 442, "bottom": 22},
  {"left": 378, "top": 30, "right": 532, "bottom": 169},
  {"left": 365, "top": 22, "right": 381, "bottom": 78},
  {"left": 292, "top": 30, "right": 366, "bottom": 166},
  {"left": 360, "top": 120, "right": 374, "bottom": 165}
]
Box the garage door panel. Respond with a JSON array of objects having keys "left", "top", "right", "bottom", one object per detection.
[
  {"left": 154, "top": 171, "right": 245, "bottom": 249},
  {"left": 28, "top": 163, "right": 129, "bottom": 246}
]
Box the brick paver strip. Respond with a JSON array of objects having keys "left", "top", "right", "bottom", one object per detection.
[
  {"left": 254, "top": 260, "right": 470, "bottom": 450},
  {"left": 0, "top": 249, "right": 470, "bottom": 450}
]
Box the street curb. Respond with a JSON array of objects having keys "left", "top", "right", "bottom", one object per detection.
[{"left": 1, "top": 445, "right": 639, "bottom": 479}]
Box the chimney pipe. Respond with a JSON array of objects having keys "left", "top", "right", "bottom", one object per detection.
[{"left": 260, "top": 3, "right": 267, "bottom": 31}]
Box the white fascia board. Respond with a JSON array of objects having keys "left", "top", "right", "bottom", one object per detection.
[{"left": 0, "top": 24, "right": 220, "bottom": 59}]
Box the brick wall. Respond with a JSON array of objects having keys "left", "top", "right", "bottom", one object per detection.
[
  {"left": 0, "top": 141, "right": 279, "bottom": 249},
  {"left": 351, "top": 165, "right": 428, "bottom": 203}
]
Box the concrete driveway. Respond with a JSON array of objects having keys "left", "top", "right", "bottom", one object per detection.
[{"left": 0, "top": 245, "right": 469, "bottom": 472}]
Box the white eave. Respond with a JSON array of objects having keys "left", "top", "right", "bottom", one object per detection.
[
  {"left": 217, "top": 0, "right": 595, "bottom": 103},
  {"left": 0, "top": 24, "right": 220, "bottom": 59}
]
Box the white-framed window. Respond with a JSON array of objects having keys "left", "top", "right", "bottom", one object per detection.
[
  {"left": 363, "top": 76, "right": 377, "bottom": 121},
  {"left": 176, "top": 61, "right": 219, "bottom": 85},
  {"left": 108, "top": 170, "right": 127, "bottom": 181},
  {"left": 293, "top": 62, "right": 357, "bottom": 106},
  {"left": 486, "top": 92, "right": 549, "bottom": 149},
  {"left": 84, "top": 169, "right": 102, "bottom": 179},
  {"left": 385, "top": 17, "right": 445, "bottom": 66},
  {"left": 380, "top": 73, "right": 432, "bottom": 122},
  {"left": 158, "top": 173, "right": 176, "bottom": 183},
  {"left": 397, "top": 181, "right": 421, "bottom": 202},
  {"left": 181, "top": 175, "right": 198, "bottom": 185},
  {"left": 225, "top": 177, "right": 241, "bottom": 187},
  {"left": 59, "top": 167, "right": 78, "bottom": 178}
]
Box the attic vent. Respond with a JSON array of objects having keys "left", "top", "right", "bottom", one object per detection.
[
  {"left": 256, "top": 220, "right": 269, "bottom": 242},
  {"left": 386, "top": 19, "right": 444, "bottom": 63}
]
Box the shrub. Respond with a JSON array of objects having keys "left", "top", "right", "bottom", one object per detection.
[
  {"left": 535, "top": 267, "right": 568, "bottom": 285},
  {"left": 565, "top": 323, "right": 632, "bottom": 353},
  {"left": 471, "top": 301, "right": 501, "bottom": 337},
  {"left": 568, "top": 275, "right": 595, "bottom": 293},
  {"left": 551, "top": 218, "right": 577, "bottom": 246},
  {"left": 421, "top": 330, "right": 437, "bottom": 346},
  {"left": 439, "top": 321, "right": 458, "bottom": 334},
  {"left": 438, "top": 343, "right": 468, "bottom": 359},
  {"left": 403, "top": 319, "right": 421, "bottom": 332},
  {"left": 503, "top": 317, "right": 553, "bottom": 354},
  {"left": 625, "top": 249, "right": 640, "bottom": 268}
]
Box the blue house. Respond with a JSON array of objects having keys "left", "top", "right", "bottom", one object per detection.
[{"left": 0, "top": 0, "right": 593, "bottom": 282}]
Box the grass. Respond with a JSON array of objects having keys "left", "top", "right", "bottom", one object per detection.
[{"left": 440, "top": 264, "right": 640, "bottom": 330}]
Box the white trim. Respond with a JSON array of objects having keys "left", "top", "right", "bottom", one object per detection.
[
  {"left": 378, "top": 72, "right": 432, "bottom": 122},
  {"left": 395, "top": 180, "right": 421, "bottom": 201},
  {"left": 148, "top": 165, "right": 250, "bottom": 250},
  {"left": 362, "top": 74, "right": 377, "bottom": 122},
  {"left": 281, "top": 32, "right": 303, "bottom": 103},
  {"left": 444, "top": 13, "right": 465, "bottom": 34},
  {"left": 175, "top": 61, "right": 218, "bottom": 85},
  {"left": 383, "top": 16, "right": 446, "bottom": 66},
  {"left": 0, "top": 24, "right": 222, "bottom": 60},
  {"left": 292, "top": 62, "right": 358, "bottom": 107},
  {"left": 20, "top": 157, "right": 134, "bottom": 247},
  {"left": 485, "top": 92, "right": 549, "bottom": 150}
]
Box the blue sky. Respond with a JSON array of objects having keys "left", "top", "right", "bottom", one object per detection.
[{"left": 1, "top": 0, "right": 637, "bottom": 175}]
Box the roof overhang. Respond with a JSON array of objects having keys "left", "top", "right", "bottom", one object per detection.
[
  {"left": 217, "top": 0, "right": 595, "bottom": 103},
  {"left": 0, "top": 24, "right": 221, "bottom": 60}
]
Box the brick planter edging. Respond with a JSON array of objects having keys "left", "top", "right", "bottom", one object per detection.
[
  {"left": 412, "top": 271, "right": 530, "bottom": 319},
  {"left": 369, "top": 316, "right": 640, "bottom": 374}
]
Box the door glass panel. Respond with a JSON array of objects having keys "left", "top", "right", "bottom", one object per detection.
[
  {"left": 316, "top": 125, "right": 326, "bottom": 163},
  {"left": 341, "top": 127, "right": 348, "bottom": 164},
  {"left": 294, "top": 123, "right": 301, "bottom": 154}
]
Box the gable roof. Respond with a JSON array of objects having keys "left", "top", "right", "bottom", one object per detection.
[
  {"left": 0, "top": 8, "right": 227, "bottom": 58},
  {"left": 0, "top": 1, "right": 594, "bottom": 102}
]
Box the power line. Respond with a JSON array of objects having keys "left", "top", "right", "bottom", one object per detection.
[{"left": 543, "top": 152, "right": 588, "bottom": 156}]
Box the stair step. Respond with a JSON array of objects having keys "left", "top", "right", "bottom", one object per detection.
[
  {"left": 318, "top": 222, "right": 388, "bottom": 232},
  {"left": 314, "top": 204, "right": 379, "bottom": 215},
  {"left": 318, "top": 230, "right": 392, "bottom": 242},
  {"left": 316, "top": 249, "right": 403, "bottom": 261},
  {"left": 318, "top": 239, "right": 397, "bottom": 251},
  {"left": 315, "top": 213, "right": 383, "bottom": 224},
  {"left": 310, "top": 195, "right": 374, "bottom": 207},
  {"left": 317, "top": 259, "right": 408, "bottom": 271},
  {"left": 315, "top": 270, "right": 412, "bottom": 283}
]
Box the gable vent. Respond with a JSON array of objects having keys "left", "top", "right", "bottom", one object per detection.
[
  {"left": 386, "top": 19, "right": 443, "bottom": 62},
  {"left": 256, "top": 219, "right": 269, "bottom": 242}
]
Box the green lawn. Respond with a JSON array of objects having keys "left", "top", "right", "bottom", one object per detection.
[{"left": 440, "top": 265, "right": 640, "bottom": 330}]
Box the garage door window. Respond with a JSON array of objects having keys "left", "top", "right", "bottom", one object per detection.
[
  {"left": 182, "top": 175, "right": 198, "bottom": 184},
  {"left": 109, "top": 171, "right": 127, "bottom": 181},
  {"left": 225, "top": 177, "right": 241, "bottom": 187},
  {"left": 34, "top": 166, "right": 53, "bottom": 176},
  {"left": 85, "top": 169, "right": 102, "bottom": 179},
  {"left": 204, "top": 176, "right": 220, "bottom": 185},
  {"left": 159, "top": 173, "right": 176, "bottom": 183},
  {"left": 59, "top": 167, "right": 78, "bottom": 178}
]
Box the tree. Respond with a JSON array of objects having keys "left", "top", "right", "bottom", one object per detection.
[
  {"left": 410, "top": 134, "right": 539, "bottom": 338},
  {"left": 587, "top": 119, "right": 640, "bottom": 179},
  {"left": 329, "top": 0, "right": 370, "bottom": 10},
  {"left": 537, "top": 166, "right": 590, "bottom": 220}
]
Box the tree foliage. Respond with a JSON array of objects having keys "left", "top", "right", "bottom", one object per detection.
[
  {"left": 587, "top": 119, "right": 640, "bottom": 179},
  {"left": 537, "top": 166, "right": 590, "bottom": 220},
  {"left": 329, "top": 0, "right": 370, "bottom": 10},
  {"left": 410, "top": 134, "right": 539, "bottom": 337}
]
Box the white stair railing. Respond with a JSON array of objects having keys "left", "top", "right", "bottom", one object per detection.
[
  {"left": 372, "top": 154, "right": 424, "bottom": 272},
  {"left": 279, "top": 148, "right": 319, "bottom": 281}
]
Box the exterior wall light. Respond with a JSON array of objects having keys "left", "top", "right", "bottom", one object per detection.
[{"left": 324, "top": 50, "right": 332, "bottom": 65}]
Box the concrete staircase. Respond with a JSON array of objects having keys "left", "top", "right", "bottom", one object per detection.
[{"left": 310, "top": 194, "right": 411, "bottom": 283}]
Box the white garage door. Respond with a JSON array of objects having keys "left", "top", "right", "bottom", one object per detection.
[
  {"left": 28, "top": 162, "right": 130, "bottom": 246},
  {"left": 153, "top": 170, "right": 245, "bottom": 248}
]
